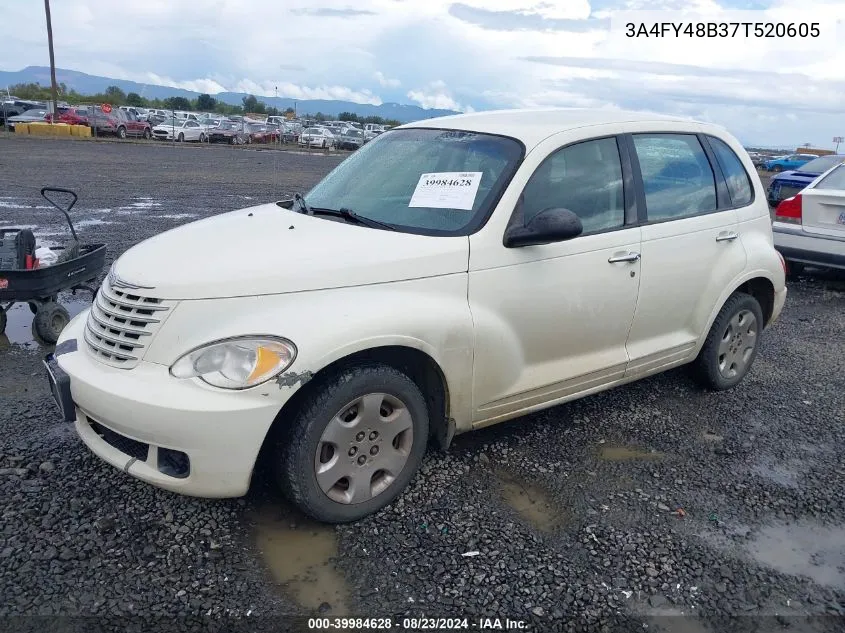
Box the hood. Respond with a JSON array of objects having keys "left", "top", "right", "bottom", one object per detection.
[{"left": 111, "top": 203, "right": 469, "bottom": 300}]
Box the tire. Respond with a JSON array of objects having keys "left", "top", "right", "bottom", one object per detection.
[
  {"left": 772, "top": 165, "right": 784, "bottom": 173},
  {"left": 277, "top": 363, "right": 429, "bottom": 523},
  {"left": 177, "top": 133, "right": 184, "bottom": 143},
  {"left": 692, "top": 292, "right": 764, "bottom": 391},
  {"left": 33, "top": 302, "right": 70, "bottom": 345},
  {"left": 117, "top": 126, "right": 127, "bottom": 139},
  {"left": 0, "top": 307, "right": 6, "bottom": 337},
  {"left": 199, "top": 133, "right": 206, "bottom": 143},
  {"left": 143, "top": 128, "right": 151, "bottom": 140},
  {"left": 321, "top": 140, "right": 326, "bottom": 149}
]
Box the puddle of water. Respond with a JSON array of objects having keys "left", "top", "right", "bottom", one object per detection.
[
  {"left": 1, "top": 298, "right": 89, "bottom": 348},
  {"left": 746, "top": 522, "right": 845, "bottom": 588},
  {"left": 251, "top": 504, "right": 349, "bottom": 613},
  {"left": 153, "top": 214, "right": 199, "bottom": 220},
  {"left": 598, "top": 446, "right": 665, "bottom": 461},
  {"left": 74, "top": 218, "right": 113, "bottom": 228},
  {"left": 496, "top": 470, "right": 563, "bottom": 532}
]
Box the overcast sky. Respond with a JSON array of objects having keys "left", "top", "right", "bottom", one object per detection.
[{"left": 2, "top": 0, "right": 844, "bottom": 147}]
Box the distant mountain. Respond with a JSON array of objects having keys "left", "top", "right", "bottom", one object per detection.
[{"left": 0, "top": 66, "right": 460, "bottom": 122}]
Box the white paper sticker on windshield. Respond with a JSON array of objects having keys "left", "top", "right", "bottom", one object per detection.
[{"left": 409, "top": 172, "right": 483, "bottom": 210}]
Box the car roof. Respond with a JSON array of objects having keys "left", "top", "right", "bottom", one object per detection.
[{"left": 399, "top": 108, "right": 700, "bottom": 149}]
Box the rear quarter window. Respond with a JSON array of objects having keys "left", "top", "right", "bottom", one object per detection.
[
  {"left": 813, "top": 164, "right": 845, "bottom": 191},
  {"left": 708, "top": 137, "right": 753, "bottom": 207}
]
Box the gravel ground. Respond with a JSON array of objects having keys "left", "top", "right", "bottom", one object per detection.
[{"left": 1, "top": 136, "right": 844, "bottom": 633}]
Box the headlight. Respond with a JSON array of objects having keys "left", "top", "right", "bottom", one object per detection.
[{"left": 169, "top": 336, "right": 296, "bottom": 389}]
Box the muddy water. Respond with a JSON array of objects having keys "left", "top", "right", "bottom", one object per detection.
[
  {"left": 746, "top": 521, "right": 845, "bottom": 588},
  {"left": 497, "top": 471, "right": 563, "bottom": 532},
  {"left": 0, "top": 296, "right": 90, "bottom": 349},
  {"left": 598, "top": 445, "right": 664, "bottom": 461},
  {"left": 251, "top": 504, "right": 350, "bottom": 614}
]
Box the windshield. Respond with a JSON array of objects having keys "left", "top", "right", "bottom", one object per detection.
[
  {"left": 797, "top": 155, "right": 845, "bottom": 173},
  {"left": 303, "top": 127, "right": 524, "bottom": 235}
]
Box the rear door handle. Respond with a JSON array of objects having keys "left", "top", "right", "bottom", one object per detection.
[
  {"left": 716, "top": 231, "right": 739, "bottom": 242},
  {"left": 608, "top": 252, "right": 641, "bottom": 263}
]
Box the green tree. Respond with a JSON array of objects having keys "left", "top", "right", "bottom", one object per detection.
[
  {"left": 125, "top": 92, "right": 145, "bottom": 107},
  {"left": 104, "top": 85, "right": 126, "bottom": 104},
  {"left": 338, "top": 111, "right": 359, "bottom": 122},
  {"left": 164, "top": 96, "right": 192, "bottom": 111},
  {"left": 196, "top": 93, "right": 217, "bottom": 111},
  {"left": 242, "top": 94, "right": 259, "bottom": 112}
]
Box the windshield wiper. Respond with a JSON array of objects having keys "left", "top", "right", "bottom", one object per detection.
[
  {"left": 311, "top": 207, "right": 397, "bottom": 231},
  {"left": 293, "top": 192, "right": 312, "bottom": 215}
]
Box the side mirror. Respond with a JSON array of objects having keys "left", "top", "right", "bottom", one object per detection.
[{"left": 503, "top": 207, "right": 583, "bottom": 248}]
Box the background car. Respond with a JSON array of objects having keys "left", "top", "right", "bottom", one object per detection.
[
  {"left": 207, "top": 119, "right": 245, "bottom": 144},
  {"left": 766, "top": 154, "right": 845, "bottom": 206},
  {"left": 298, "top": 127, "right": 335, "bottom": 148},
  {"left": 764, "top": 153, "right": 817, "bottom": 172},
  {"left": 152, "top": 117, "right": 206, "bottom": 142},
  {"left": 773, "top": 160, "right": 845, "bottom": 274},
  {"left": 5, "top": 108, "right": 48, "bottom": 130},
  {"left": 335, "top": 126, "right": 364, "bottom": 150}
]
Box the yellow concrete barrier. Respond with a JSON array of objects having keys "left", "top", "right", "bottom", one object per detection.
[
  {"left": 69, "top": 125, "right": 91, "bottom": 137},
  {"left": 14, "top": 123, "right": 30, "bottom": 134}
]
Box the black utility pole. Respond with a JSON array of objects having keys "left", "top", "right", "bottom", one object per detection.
[{"left": 44, "top": 0, "right": 59, "bottom": 120}]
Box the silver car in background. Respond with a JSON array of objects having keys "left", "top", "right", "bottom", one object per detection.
[{"left": 773, "top": 161, "right": 845, "bottom": 274}]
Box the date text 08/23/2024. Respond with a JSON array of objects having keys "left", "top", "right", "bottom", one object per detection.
[{"left": 307, "top": 617, "right": 528, "bottom": 630}]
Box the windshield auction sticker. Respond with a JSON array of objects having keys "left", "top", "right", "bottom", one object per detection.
[{"left": 409, "top": 172, "right": 483, "bottom": 210}]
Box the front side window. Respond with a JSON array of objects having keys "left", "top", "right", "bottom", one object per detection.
[
  {"left": 304, "top": 128, "right": 523, "bottom": 234},
  {"left": 633, "top": 134, "right": 717, "bottom": 221},
  {"left": 708, "top": 137, "right": 753, "bottom": 207},
  {"left": 520, "top": 137, "right": 625, "bottom": 234}
]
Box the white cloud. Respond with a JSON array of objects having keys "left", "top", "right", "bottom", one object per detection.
[
  {"left": 374, "top": 71, "right": 401, "bottom": 88},
  {"left": 407, "top": 80, "right": 473, "bottom": 112}
]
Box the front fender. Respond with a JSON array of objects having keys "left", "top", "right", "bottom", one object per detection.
[{"left": 143, "top": 274, "right": 475, "bottom": 430}]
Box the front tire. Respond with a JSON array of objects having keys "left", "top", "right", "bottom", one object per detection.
[
  {"left": 177, "top": 133, "right": 184, "bottom": 142},
  {"left": 199, "top": 133, "right": 206, "bottom": 143},
  {"left": 277, "top": 364, "right": 429, "bottom": 523},
  {"left": 692, "top": 292, "right": 764, "bottom": 391},
  {"left": 143, "top": 128, "right": 151, "bottom": 140},
  {"left": 117, "top": 126, "right": 127, "bottom": 139},
  {"left": 772, "top": 165, "right": 784, "bottom": 173}
]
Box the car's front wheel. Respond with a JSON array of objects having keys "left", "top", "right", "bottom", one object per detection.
[
  {"left": 117, "top": 126, "right": 127, "bottom": 139},
  {"left": 692, "top": 292, "right": 764, "bottom": 391},
  {"left": 276, "top": 364, "right": 429, "bottom": 523},
  {"left": 142, "top": 128, "right": 151, "bottom": 139},
  {"left": 772, "top": 165, "right": 784, "bottom": 172}
]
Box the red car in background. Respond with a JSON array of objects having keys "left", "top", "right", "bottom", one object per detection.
[
  {"left": 54, "top": 106, "right": 152, "bottom": 138},
  {"left": 49, "top": 107, "right": 90, "bottom": 125}
]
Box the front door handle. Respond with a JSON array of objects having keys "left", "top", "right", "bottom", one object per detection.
[
  {"left": 716, "top": 231, "right": 739, "bottom": 242},
  {"left": 608, "top": 252, "right": 641, "bottom": 263}
]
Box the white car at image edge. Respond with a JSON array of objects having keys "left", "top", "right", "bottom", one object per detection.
[
  {"left": 46, "top": 108, "right": 787, "bottom": 524},
  {"left": 772, "top": 160, "right": 845, "bottom": 273}
]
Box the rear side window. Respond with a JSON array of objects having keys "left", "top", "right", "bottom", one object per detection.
[
  {"left": 708, "top": 137, "right": 753, "bottom": 207},
  {"left": 813, "top": 164, "right": 845, "bottom": 190},
  {"left": 633, "top": 134, "right": 717, "bottom": 221}
]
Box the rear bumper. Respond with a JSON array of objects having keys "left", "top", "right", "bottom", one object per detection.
[{"left": 773, "top": 222, "right": 845, "bottom": 270}]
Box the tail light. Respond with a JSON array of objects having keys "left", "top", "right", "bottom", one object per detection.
[{"left": 775, "top": 194, "right": 802, "bottom": 224}]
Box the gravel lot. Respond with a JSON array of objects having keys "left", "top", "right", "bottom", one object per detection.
[{"left": 1, "top": 136, "right": 844, "bottom": 633}]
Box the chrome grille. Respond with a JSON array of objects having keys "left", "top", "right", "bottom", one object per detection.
[{"left": 84, "top": 278, "right": 174, "bottom": 368}]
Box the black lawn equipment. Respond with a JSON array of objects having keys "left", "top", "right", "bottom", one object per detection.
[{"left": 0, "top": 188, "right": 106, "bottom": 344}]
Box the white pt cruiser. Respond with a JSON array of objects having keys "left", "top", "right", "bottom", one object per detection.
[{"left": 46, "top": 109, "right": 787, "bottom": 523}]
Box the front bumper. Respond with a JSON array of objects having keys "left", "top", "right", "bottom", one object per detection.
[
  {"left": 55, "top": 313, "right": 284, "bottom": 497},
  {"left": 773, "top": 222, "right": 845, "bottom": 270}
]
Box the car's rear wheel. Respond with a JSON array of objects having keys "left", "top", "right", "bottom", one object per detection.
[
  {"left": 117, "top": 126, "right": 127, "bottom": 139},
  {"left": 199, "top": 133, "right": 207, "bottom": 143},
  {"left": 142, "top": 128, "right": 151, "bottom": 140},
  {"left": 772, "top": 165, "right": 784, "bottom": 172},
  {"left": 692, "top": 292, "right": 764, "bottom": 391},
  {"left": 276, "top": 364, "right": 429, "bottom": 523}
]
